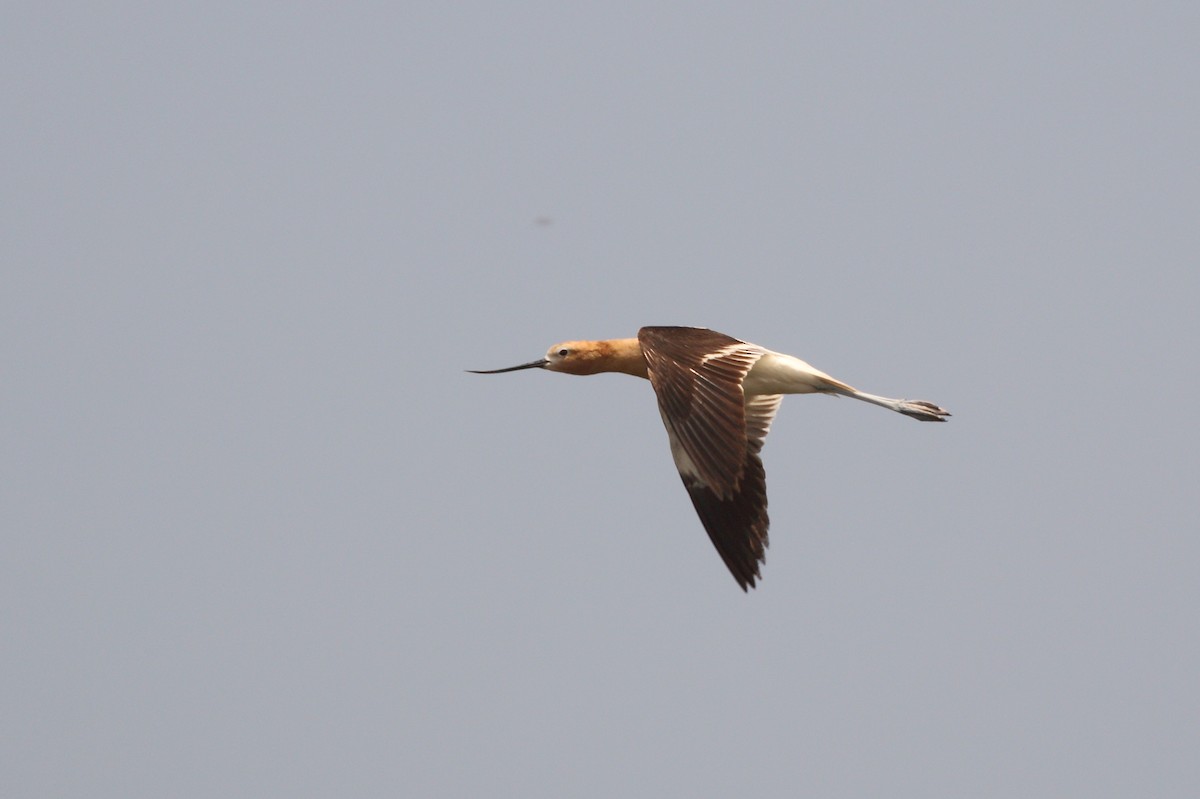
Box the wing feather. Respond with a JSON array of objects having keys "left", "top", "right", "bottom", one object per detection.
[
  {"left": 638, "top": 327, "right": 765, "bottom": 497},
  {"left": 639, "top": 327, "right": 783, "bottom": 590}
]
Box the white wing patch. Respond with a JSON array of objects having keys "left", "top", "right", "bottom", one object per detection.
[
  {"left": 698, "top": 342, "right": 761, "bottom": 366},
  {"left": 658, "top": 405, "right": 701, "bottom": 482}
]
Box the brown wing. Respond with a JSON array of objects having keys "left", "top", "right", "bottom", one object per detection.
[
  {"left": 639, "top": 327, "right": 781, "bottom": 590},
  {"left": 665, "top": 393, "right": 781, "bottom": 590},
  {"left": 638, "top": 326, "right": 765, "bottom": 498}
]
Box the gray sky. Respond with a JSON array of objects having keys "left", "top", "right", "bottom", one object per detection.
[{"left": 4, "top": 3, "right": 1198, "bottom": 796}]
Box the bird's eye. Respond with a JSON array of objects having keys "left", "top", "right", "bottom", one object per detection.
[{"left": 558, "top": 348, "right": 570, "bottom": 357}]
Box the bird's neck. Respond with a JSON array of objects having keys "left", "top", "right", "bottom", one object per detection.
[
  {"left": 600, "top": 338, "right": 649, "bottom": 378},
  {"left": 569, "top": 338, "right": 648, "bottom": 378}
]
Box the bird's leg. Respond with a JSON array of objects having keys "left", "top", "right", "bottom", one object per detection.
[{"left": 829, "top": 387, "right": 951, "bottom": 422}]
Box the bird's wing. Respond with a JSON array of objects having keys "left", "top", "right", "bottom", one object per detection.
[
  {"left": 657, "top": 392, "right": 782, "bottom": 590},
  {"left": 638, "top": 326, "right": 766, "bottom": 497},
  {"left": 639, "top": 327, "right": 781, "bottom": 590}
]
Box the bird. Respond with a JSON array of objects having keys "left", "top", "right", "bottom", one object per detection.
[{"left": 469, "top": 326, "right": 949, "bottom": 590}]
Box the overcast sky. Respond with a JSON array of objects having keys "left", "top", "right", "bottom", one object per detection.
[{"left": 4, "top": 3, "right": 1198, "bottom": 797}]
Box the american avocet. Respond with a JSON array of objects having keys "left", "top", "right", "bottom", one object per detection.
[{"left": 470, "top": 326, "right": 949, "bottom": 591}]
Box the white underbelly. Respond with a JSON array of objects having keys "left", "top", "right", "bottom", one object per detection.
[{"left": 742, "top": 352, "right": 849, "bottom": 396}]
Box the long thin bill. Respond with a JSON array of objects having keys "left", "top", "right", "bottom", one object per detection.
[{"left": 466, "top": 359, "right": 548, "bottom": 374}]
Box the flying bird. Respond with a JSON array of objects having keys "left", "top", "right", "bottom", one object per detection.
[{"left": 470, "top": 326, "right": 949, "bottom": 590}]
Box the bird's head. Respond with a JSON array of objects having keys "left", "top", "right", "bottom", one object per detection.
[
  {"left": 469, "top": 340, "right": 630, "bottom": 377},
  {"left": 469, "top": 337, "right": 647, "bottom": 378},
  {"left": 467, "top": 341, "right": 597, "bottom": 376}
]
